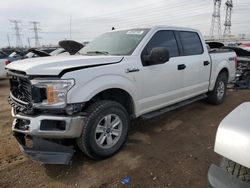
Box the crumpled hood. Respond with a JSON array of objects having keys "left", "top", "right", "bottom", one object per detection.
[{"left": 6, "top": 55, "right": 123, "bottom": 76}]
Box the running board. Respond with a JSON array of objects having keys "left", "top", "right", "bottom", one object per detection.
[{"left": 141, "top": 94, "right": 207, "bottom": 120}]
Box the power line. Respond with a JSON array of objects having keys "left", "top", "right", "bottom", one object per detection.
[
  {"left": 7, "top": 34, "right": 11, "bottom": 47},
  {"left": 9, "top": 20, "right": 23, "bottom": 48},
  {"left": 210, "top": 0, "right": 222, "bottom": 39},
  {"left": 69, "top": 15, "right": 72, "bottom": 39},
  {"left": 30, "top": 21, "right": 42, "bottom": 47},
  {"left": 27, "top": 37, "right": 31, "bottom": 48},
  {"left": 223, "top": 0, "right": 233, "bottom": 37}
]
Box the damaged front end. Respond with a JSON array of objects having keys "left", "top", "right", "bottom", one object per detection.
[
  {"left": 7, "top": 70, "right": 85, "bottom": 165},
  {"left": 235, "top": 57, "right": 250, "bottom": 89},
  {"left": 222, "top": 46, "right": 250, "bottom": 89},
  {"left": 14, "top": 132, "right": 74, "bottom": 165}
]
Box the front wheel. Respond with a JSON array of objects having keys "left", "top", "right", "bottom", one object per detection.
[
  {"left": 207, "top": 73, "right": 228, "bottom": 105},
  {"left": 77, "top": 100, "right": 130, "bottom": 160}
]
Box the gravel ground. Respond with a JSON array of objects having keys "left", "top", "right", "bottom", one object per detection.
[{"left": 0, "top": 78, "right": 250, "bottom": 188}]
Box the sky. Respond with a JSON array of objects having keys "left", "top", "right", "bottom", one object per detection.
[{"left": 0, "top": 0, "right": 249, "bottom": 48}]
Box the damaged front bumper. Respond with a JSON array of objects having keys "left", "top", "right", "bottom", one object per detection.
[
  {"left": 14, "top": 133, "right": 74, "bottom": 165},
  {"left": 11, "top": 109, "right": 85, "bottom": 164},
  {"left": 11, "top": 108, "right": 85, "bottom": 138}
]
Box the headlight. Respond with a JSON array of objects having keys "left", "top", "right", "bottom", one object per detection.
[{"left": 31, "top": 79, "right": 75, "bottom": 108}]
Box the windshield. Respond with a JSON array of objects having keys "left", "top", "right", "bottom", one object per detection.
[
  {"left": 79, "top": 29, "right": 149, "bottom": 56},
  {"left": 9, "top": 52, "right": 17, "bottom": 57},
  {"left": 25, "top": 52, "right": 37, "bottom": 58}
]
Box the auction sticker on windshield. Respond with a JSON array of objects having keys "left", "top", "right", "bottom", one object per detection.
[{"left": 126, "top": 30, "right": 144, "bottom": 35}]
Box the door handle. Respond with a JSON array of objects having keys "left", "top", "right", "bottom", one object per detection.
[
  {"left": 125, "top": 68, "right": 140, "bottom": 73},
  {"left": 178, "top": 64, "right": 186, "bottom": 70},
  {"left": 204, "top": 61, "right": 210, "bottom": 66}
]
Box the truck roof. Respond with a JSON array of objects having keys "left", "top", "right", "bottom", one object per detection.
[
  {"left": 111, "top": 25, "right": 200, "bottom": 33},
  {"left": 150, "top": 25, "right": 199, "bottom": 32}
]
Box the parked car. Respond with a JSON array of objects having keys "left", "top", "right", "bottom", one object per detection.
[
  {"left": 207, "top": 42, "right": 250, "bottom": 88},
  {"left": 0, "top": 50, "right": 9, "bottom": 78},
  {"left": 7, "top": 50, "right": 26, "bottom": 62},
  {"left": 208, "top": 102, "right": 250, "bottom": 188},
  {"left": 58, "top": 40, "right": 84, "bottom": 55},
  {"left": 6, "top": 26, "right": 236, "bottom": 164},
  {"left": 24, "top": 52, "right": 38, "bottom": 59}
]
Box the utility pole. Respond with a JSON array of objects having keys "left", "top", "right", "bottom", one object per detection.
[
  {"left": 69, "top": 15, "right": 72, "bottom": 39},
  {"left": 7, "top": 34, "right": 11, "bottom": 47},
  {"left": 210, "top": 0, "right": 222, "bottom": 39},
  {"left": 223, "top": 0, "right": 233, "bottom": 37},
  {"left": 27, "top": 37, "right": 31, "bottom": 48},
  {"left": 9, "top": 20, "right": 23, "bottom": 48},
  {"left": 30, "top": 21, "right": 41, "bottom": 48}
]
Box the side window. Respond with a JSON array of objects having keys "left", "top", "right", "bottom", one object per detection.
[
  {"left": 179, "top": 31, "right": 203, "bottom": 56},
  {"left": 143, "top": 30, "right": 179, "bottom": 58}
]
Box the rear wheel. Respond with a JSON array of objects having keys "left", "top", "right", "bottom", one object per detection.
[
  {"left": 207, "top": 72, "right": 228, "bottom": 105},
  {"left": 220, "top": 157, "right": 250, "bottom": 183},
  {"left": 77, "top": 100, "right": 130, "bottom": 160}
]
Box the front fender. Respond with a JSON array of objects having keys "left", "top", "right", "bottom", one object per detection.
[
  {"left": 67, "top": 74, "right": 138, "bottom": 110},
  {"left": 214, "top": 102, "right": 250, "bottom": 168}
]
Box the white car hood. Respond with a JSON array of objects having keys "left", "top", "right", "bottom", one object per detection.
[
  {"left": 6, "top": 55, "right": 123, "bottom": 76},
  {"left": 214, "top": 102, "right": 250, "bottom": 168}
]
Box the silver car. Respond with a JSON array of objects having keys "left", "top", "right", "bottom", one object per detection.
[{"left": 208, "top": 102, "right": 250, "bottom": 187}]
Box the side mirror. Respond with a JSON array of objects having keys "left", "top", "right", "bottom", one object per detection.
[{"left": 146, "top": 47, "right": 170, "bottom": 65}]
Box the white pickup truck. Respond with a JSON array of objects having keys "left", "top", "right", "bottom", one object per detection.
[{"left": 6, "top": 26, "right": 236, "bottom": 164}]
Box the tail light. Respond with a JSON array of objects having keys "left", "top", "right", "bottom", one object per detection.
[{"left": 3, "top": 59, "right": 10, "bottom": 66}]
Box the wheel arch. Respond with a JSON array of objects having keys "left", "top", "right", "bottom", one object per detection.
[
  {"left": 85, "top": 88, "right": 136, "bottom": 118},
  {"left": 218, "top": 68, "right": 229, "bottom": 81},
  {"left": 209, "top": 66, "right": 229, "bottom": 91}
]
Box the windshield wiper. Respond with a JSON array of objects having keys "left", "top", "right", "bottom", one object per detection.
[{"left": 86, "top": 51, "right": 109, "bottom": 55}]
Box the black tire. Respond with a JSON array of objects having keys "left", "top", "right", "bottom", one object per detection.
[
  {"left": 220, "top": 157, "right": 250, "bottom": 182},
  {"left": 77, "top": 100, "right": 130, "bottom": 160},
  {"left": 207, "top": 72, "right": 228, "bottom": 105}
]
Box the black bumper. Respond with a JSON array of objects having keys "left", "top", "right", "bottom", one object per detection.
[
  {"left": 14, "top": 133, "right": 74, "bottom": 165},
  {"left": 208, "top": 164, "right": 250, "bottom": 188}
]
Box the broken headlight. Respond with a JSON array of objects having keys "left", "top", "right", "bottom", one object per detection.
[{"left": 31, "top": 79, "right": 75, "bottom": 108}]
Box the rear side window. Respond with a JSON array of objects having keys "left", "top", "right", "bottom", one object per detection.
[
  {"left": 143, "top": 30, "right": 179, "bottom": 58},
  {"left": 179, "top": 31, "right": 203, "bottom": 56}
]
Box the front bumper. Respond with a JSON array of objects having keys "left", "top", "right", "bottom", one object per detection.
[
  {"left": 12, "top": 108, "right": 85, "bottom": 138},
  {"left": 208, "top": 164, "right": 250, "bottom": 188},
  {"left": 14, "top": 133, "right": 74, "bottom": 165}
]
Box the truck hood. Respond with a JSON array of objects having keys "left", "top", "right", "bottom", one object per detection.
[{"left": 6, "top": 55, "right": 123, "bottom": 76}]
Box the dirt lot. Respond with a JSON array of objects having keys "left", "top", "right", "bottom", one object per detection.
[{"left": 0, "top": 78, "right": 250, "bottom": 188}]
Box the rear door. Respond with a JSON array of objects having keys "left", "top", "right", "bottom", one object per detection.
[{"left": 177, "top": 31, "right": 211, "bottom": 99}]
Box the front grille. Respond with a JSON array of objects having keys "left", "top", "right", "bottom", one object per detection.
[
  {"left": 9, "top": 75, "right": 33, "bottom": 114},
  {"left": 10, "top": 76, "right": 32, "bottom": 102}
]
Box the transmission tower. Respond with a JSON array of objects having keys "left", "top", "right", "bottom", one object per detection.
[
  {"left": 223, "top": 0, "right": 233, "bottom": 37},
  {"left": 30, "top": 21, "right": 41, "bottom": 47},
  {"left": 9, "top": 20, "right": 23, "bottom": 48},
  {"left": 210, "top": 0, "right": 222, "bottom": 39}
]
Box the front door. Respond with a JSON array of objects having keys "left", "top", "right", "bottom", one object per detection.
[{"left": 139, "top": 30, "right": 185, "bottom": 114}]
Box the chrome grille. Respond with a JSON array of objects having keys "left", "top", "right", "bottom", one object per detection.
[{"left": 9, "top": 75, "right": 33, "bottom": 113}]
